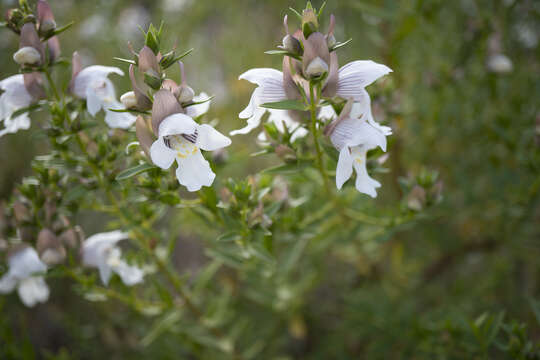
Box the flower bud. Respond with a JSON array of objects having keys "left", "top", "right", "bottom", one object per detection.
[
  {"left": 135, "top": 116, "right": 153, "bottom": 158},
  {"left": 407, "top": 185, "right": 427, "bottom": 212},
  {"left": 302, "top": 7, "right": 319, "bottom": 38},
  {"left": 281, "top": 34, "right": 303, "bottom": 55},
  {"left": 13, "top": 46, "right": 41, "bottom": 65},
  {"left": 326, "top": 34, "right": 336, "bottom": 48},
  {"left": 37, "top": 228, "right": 66, "bottom": 266},
  {"left": 120, "top": 91, "right": 138, "bottom": 109},
  {"left": 305, "top": 57, "right": 329, "bottom": 78},
  {"left": 177, "top": 84, "right": 195, "bottom": 104},
  {"left": 40, "top": 19, "right": 56, "bottom": 33}
]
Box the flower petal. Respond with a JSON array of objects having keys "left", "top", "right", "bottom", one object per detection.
[
  {"left": 0, "top": 274, "right": 17, "bottom": 294},
  {"left": 104, "top": 102, "right": 136, "bottom": 129},
  {"left": 196, "top": 124, "right": 231, "bottom": 151},
  {"left": 82, "top": 231, "right": 129, "bottom": 268},
  {"left": 336, "top": 147, "right": 354, "bottom": 189},
  {"left": 230, "top": 107, "right": 265, "bottom": 136},
  {"left": 73, "top": 65, "right": 124, "bottom": 99},
  {"left": 351, "top": 147, "right": 381, "bottom": 198},
  {"left": 158, "top": 113, "right": 197, "bottom": 138},
  {"left": 112, "top": 260, "right": 144, "bottom": 286},
  {"left": 150, "top": 138, "right": 176, "bottom": 169},
  {"left": 337, "top": 60, "right": 392, "bottom": 100},
  {"left": 186, "top": 92, "right": 211, "bottom": 118},
  {"left": 17, "top": 277, "right": 49, "bottom": 307},
  {"left": 176, "top": 150, "right": 216, "bottom": 192}
]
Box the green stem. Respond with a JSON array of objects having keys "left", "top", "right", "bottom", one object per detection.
[
  {"left": 43, "top": 67, "right": 60, "bottom": 102},
  {"left": 309, "top": 82, "right": 332, "bottom": 196}
]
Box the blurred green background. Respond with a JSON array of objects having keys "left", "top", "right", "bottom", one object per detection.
[{"left": 1, "top": 0, "right": 539, "bottom": 358}]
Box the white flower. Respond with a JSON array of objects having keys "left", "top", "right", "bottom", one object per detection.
[
  {"left": 327, "top": 99, "right": 391, "bottom": 198},
  {"left": 0, "top": 74, "right": 34, "bottom": 137},
  {"left": 13, "top": 46, "right": 42, "bottom": 65},
  {"left": 487, "top": 54, "right": 513, "bottom": 73},
  {"left": 231, "top": 68, "right": 308, "bottom": 141},
  {"left": 150, "top": 113, "right": 231, "bottom": 192},
  {"left": 82, "top": 231, "right": 143, "bottom": 286},
  {"left": 0, "top": 247, "right": 49, "bottom": 307},
  {"left": 72, "top": 66, "right": 136, "bottom": 129}
]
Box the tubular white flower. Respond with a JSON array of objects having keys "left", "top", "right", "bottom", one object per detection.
[
  {"left": 150, "top": 113, "right": 231, "bottom": 192},
  {"left": 231, "top": 68, "right": 307, "bottom": 140},
  {"left": 82, "top": 230, "right": 143, "bottom": 286},
  {"left": 0, "top": 74, "right": 34, "bottom": 137},
  {"left": 13, "top": 46, "right": 42, "bottom": 65},
  {"left": 0, "top": 247, "right": 49, "bottom": 307},
  {"left": 329, "top": 101, "right": 391, "bottom": 198},
  {"left": 73, "top": 66, "right": 136, "bottom": 129}
]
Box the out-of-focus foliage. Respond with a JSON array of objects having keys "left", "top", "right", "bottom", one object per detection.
[{"left": 0, "top": 0, "right": 539, "bottom": 359}]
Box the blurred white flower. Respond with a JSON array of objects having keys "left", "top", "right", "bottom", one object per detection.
[
  {"left": 117, "top": 6, "right": 150, "bottom": 38},
  {"left": 0, "top": 74, "right": 34, "bottom": 137},
  {"left": 325, "top": 99, "right": 391, "bottom": 198},
  {"left": 82, "top": 231, "right": 143, "bottom": 286},
  {"left": 487, "top": 54, "right": 513, "bottom": 74},
  {"left": 78, "top": 14, "right": 106, "bottom": 39},
  {"left": 150, "top": 113, "right": 231, "bottom": 191},
  {"left": 72, "top": 59, "right": 136, "bottom": 129},
  {"left": 162, "top": 0, "right": 192, "bottom": 12},
  {"left": 0, "top": 247, "right": 49, "bottom": 307}
]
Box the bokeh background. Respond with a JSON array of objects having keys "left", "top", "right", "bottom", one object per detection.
[{"left": 1, "top": 0, "right": 539, "bottom": 358}]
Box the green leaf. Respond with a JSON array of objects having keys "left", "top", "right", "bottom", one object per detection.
[
  {"left": 216, "top": 231, "right": 242, "bottom": 242},
  {"left": 260, "top": 99, "right": 307, "bottom": 111},
  {"left": 330, "top": 38, "right": 353, "bottom": 52},
  {"left": 160, "top": 48, "right": 194, "bottom": 69},
  {"left": 289, "top": 7, "right": 303, "bottom": 21},
  {"left": 43, "top": 21, "right": 74, "bottom": 41},
  {"left": 10, "top": 103, "right": 42, "bottom": 119},
  {"left": 108, "top": 108, "right": 150, "bottom": 115},
  {"left": 261, "top": 160, "right": 313, "bottom": 175},
  {"left": 116, "top": 163, "right": 156, "bottom": 181},
  {"left": 141, "top": 310, "right": 182, "bottom": 347},
  {"left": 264, "top": 49, "right": 301, "bottom": 61},
  {"left": 183, "top": 95, "right": 214, "bottom": 108},
  {"left": 64, "top": 185, "right": 87, "bottom": 203},
  {"left": 113, "top": 57, "right": 136, "bottom": 65}
]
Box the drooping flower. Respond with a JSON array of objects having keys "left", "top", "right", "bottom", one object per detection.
[
  {"left": 150, "top": 90, "right": 231, "bottom": 191},
  {"left": 82, "top": 231, "right": 143, "bottom": 286},
  {"left": 71, "top": 52, "right": 136, "bottom": 129},
  {"left": 0, "top": 75, "right": 35, "bottom": 137},
  {"left": 324, "top": 99, "right": 392, "bottom": 198},
  {"left": 0, "top": 246, "right": 49, "bottom": 307}
]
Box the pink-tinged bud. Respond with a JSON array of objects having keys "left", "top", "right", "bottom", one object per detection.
[
  {"left": 19, "top": 23, "right": 43, "bottom": 64},
  {"left": 47, "top": 36, "right": 61, "bottom": 62},
  {"left": 302, "top": 32, "right": 330, "bottom": 78},
  {"left": 37, "top": 229, "right": 66, "bottom": 265},
  {"left": 128, "top": 64, "right": 152, "bottom": 111},
  {"left": 151, "top": 89, "right": 183, "bottom": 135},
  {"left": 69, "top": 51, "right": 83, "bottom": 93},
  {"left": 135, "top": 116, "right": 154, "bottom": 158},
  {"left": 24, "top": 72, "right": 46, "bottom": 99},
  {"left": 58, "top": 228, "right": 79, "bottom": 248},
  {"left": 13, "top": 47, "right": 41, "bottom": 65},
  {"left": 326, "top": 14, "right": 336, "bottom": 48},
  {"left": 321, "top": 52, "right": 339, "bottom": 98},
  {"left": 138, "top": 45, "right": 160, "bottom": 78},
  {"left": 37, "top": 0, "right": 56, "bottom": 33},
  {"left": 177, "top": 84, "right": 195, "bottom": 104}
]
